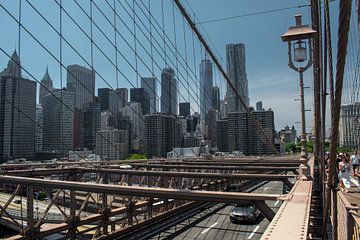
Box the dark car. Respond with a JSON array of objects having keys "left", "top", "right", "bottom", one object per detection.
[
  {"left": 229, "top": 202, "right": 261, "bottom": 223},
  {"left": 13, "top": 199, "right": 21, "bottom": 204}
]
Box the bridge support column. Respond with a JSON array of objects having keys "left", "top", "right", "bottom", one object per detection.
[{"left": 254, "top": 200, "right": 275, "bottom": 221}]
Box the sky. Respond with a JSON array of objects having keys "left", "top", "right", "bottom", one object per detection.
[{"left": 0, "top": 0, "right": 346, "bottom": 133}]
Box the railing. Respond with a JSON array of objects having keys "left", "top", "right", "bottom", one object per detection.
[{"left": 336, "top": 192, "right": 360, "bottom": 240}]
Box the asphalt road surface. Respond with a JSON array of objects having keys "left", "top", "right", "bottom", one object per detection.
[{"left": 151, "top": 180, "right": 285, "bottom": 240}]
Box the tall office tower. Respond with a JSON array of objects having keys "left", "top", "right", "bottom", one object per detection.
[
  {"left": 212, "top": 86, "right": 220, "bottom": 111},
  {"left": 206, "top": 109, "right": 220, "bottom": 147},
  {"left": 339, "top": 103, "right": 360, "bottom": 148},
  {"left": 279, "top": 125, "right": 297, "bottom": 144},
  {"left": 96, "top": 129, "right": 129, "bottom": 160},
  {"left": 121, "top": 102, "right": 144, "bottom": 149},
  {"left": 225, "top": 43, "right": 249, "bottom": 112},
  {"left": 98, "top": 88, "right": 111, "bottom": 112},
  {"left": 216, "top": 119, "right": 228, "bottom": 152},
  {"left": 35, "top": 105, "right": 43, "bottom": 153},
  {"left": 141, "top": 77, "right": 157, "bottom": 113},
  {"left": 256, "top": 101, "right": 263, "bottom": 111},
  {"left": 39, "top": 67, "right": 53, "bottom": 105},
  {"left": 0, "top": 51, "right": 36, "bottom": 162},
  {"left": 116, "top": 88, "right": 128, "bottom": 108},
  {"left": 67, "top": 64, "right": 95, "bottom": 109},
  {"left": 80, "top": 98, "right": 101, "bottom": 150},
  {"left": 130, "top": 88, "right": 150, "bottom": 115},
  {"left": 179, "top": 102, "right": 191, "bottom": 117},
  {"left": 161, "top": 68, "right": 177, "bottom": 115},
  {"left": 200, "top": 59, "right": 213, "bottom": 118},
  {"left": 145, "top": 113, "right": 177, "bottom": 158},
  {"left": 42, "top": 89, "right": 74, "bottom": 154},
  {"left": 227, "top": 110, "right": 275, "bottom": 155}
]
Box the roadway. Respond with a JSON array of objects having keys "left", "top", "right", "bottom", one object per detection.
[{"left": 151, "top": 181, "right": 285, "bottom": 240}]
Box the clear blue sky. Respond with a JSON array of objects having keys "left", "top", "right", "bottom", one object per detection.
[{"left": 0, "top": 0, "right": 343, "bottom": 133}]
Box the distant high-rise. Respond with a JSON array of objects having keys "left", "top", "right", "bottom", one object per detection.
[
  {"left": 39, "top": 67, "right": 53, "bottom": 105},
  {"left": 145, "top": 113, "right": 177, "bottom": 158},
  {"left": 96, "top": 129, "right": 129, "bottom": 160},
  {"left": 0, "top": 51, "right": 36, "bottom": 162},
  {"left": 67, "top": 64, "right": 95, "bottom": 109},
  {"left": 256, "top": 101, "right": 263, "bottom": 111},
  {"left": 216, "top": 119, "right": 228, "bottom": 152},
  {"left": 42, "top": 89, "right": 74, "bottom": 154},
  {"left": 98, "top": 88, "right": 111, "bottom": 112},
  {"left": 141, "top": 77, "right": 157, "bottom": 113},
  {"left": 121, "top": 102, "right": 144, "bottom": 149},
  {"left": 80, "top": 98, "right": 101, "bottom": 150},
  {"left": 130, "top": 88, "right": 150, "bottom": 115},
  {"left": 98, "top": 88, "right": 128, "bottom": 114},
  {"left": 212, "top": 86, "right": 220, "bottom": 111},
  {"left": 161, "top": 68, "right": 177, "bottom": 115},
  {"left": 200, "top": 60, "right": 213, "bottom": 118},
  {"left": 35, "top": 105, "right": 43, "bottom": 153},
  {"left": 340, "top": 103, "right": 360, "bottom": 148},
  {"left": 227, "top": 110, "right": 275, "bottom": 155},
  {"left": 179, "top": 102, "right": 191, "bottom": 117},
  {"left": 225, "top": 43, "right": 249, "bottom": 112}
]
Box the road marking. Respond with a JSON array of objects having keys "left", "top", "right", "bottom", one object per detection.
[
  {"left": 248, "top": 225, "right": 260, "bottom": 239},
  {"left": 201, "top": 222, "right": 218, "bottom": 234},
  {"left": 264, "top": 187, "right": 269, "bottom": 190},
  {"left": 274, "top": 200, "right": 279, "bottom": 206}
]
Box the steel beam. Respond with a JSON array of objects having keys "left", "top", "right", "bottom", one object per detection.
[
  {"left": 0, "top": 175, "right": 285, "bottom": 203},
  {"left": 254, "top": 200, "right": 275, "bottom": 221},
  {"left": 130, "top": 163, "right": 298, "bottom": 172}
]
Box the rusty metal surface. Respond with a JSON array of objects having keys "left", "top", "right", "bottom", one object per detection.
[
  {"left": 0, "top": 175, "right": 284, "bottom": 202},
  {"left": 260, "top": 180, "right": 312, "bottom": 240}
]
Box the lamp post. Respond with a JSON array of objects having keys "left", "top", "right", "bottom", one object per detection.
[{"left": 282, "top": 14, "right": 316, "bottom": 180}]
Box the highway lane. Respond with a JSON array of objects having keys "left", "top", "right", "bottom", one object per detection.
[{"left": 152, "top": 180, "right": 284, "bottom": 240}]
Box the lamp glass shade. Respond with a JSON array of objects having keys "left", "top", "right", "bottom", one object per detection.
[{"left": 294, "top": 41, "right": 307, "bottom": 62}]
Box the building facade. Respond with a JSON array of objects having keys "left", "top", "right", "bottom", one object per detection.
[
  {"left": 35, "top": 104, "right": 43, "bottom": 153},
  {"left": 141, "top": 77, "right": 157, "bottom": 113},
  {"left": 199, "top": 60, "right": 213, "bottom": 119},
  {"left": 39, "top": 67, "right": 53, "bottom": 105},
  {"left": 161, "top": 68, "right": 177, "bottom": 115},
  {"left": 96, "top": 129, "right": 129, "bottom": 160},
  {"left": 212, "top": 86, "right": 220, "bottom": 111},
  {"left": 0, "top": 51, "right": 36, "bottom": 162},
  {"left": 216, "top": 119, "right": 228, "bottom": 152},
  {"left": 225, "top": 43, "right": 249, "bottom": 112},
  {"left": 227, "top": 110, "right": 275, "bottom": 155},
  {"left": 179, "top": 102, "right": 191, "bottom": 117},
  {"left": 130, "top": 88, "right": 150, "bottom": 115},
  {"left": 80, "top": 98, "right": 101, "bottom": 150},
  {"left": 67, "top": 64, "right": 95, "bottom": 109},
  {"left": 340, "top": 103, "right": 360, "bottom": 148},
  {"left": 145, "top": 113, "right": 177, "bottom": 158},
  {"left": 42, "top": 89, "right": 74, "bottom": 154}
]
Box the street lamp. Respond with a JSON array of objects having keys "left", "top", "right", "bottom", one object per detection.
[{"left": 282, "top": 14, "right": 316, "bottom": 180}]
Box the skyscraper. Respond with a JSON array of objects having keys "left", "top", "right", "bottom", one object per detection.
[
  {"left": 161, "top": 68, "right": 177, "bottom": 115},
  {"left": 0, "top": 51, "right": 36, "bottom": 162},
  {"left": 42, "top": 89, "right": 74, "bottom": 154},
  {"left": 225, "top": 43, "right": 249, "bottom": 112},
  {"left": 227, "top": 110, "right": 275, "bottom": 155},
  {"left": 141, "top": 77, "right": 157, "bottom": 113},
  {"left": 80, "top": 98, "right": 101, "bottom": 150},
  {"left": 35, "top": 105, "right": 43, "bottom": 153},
  {"left": 256, "top": 101, "right": 263, "bottom": 111},
  {"left": 130, "top": 88, "right": 150, "bottom": 115},
  {"left": 67, "top": 64, "right": 95, "bottom": 109},
  {"left": 179, "top": 102, "right": 191, "bottom": 117},
  {"left": 200, "top": 59, "right": 213, "bottom": 118},
  {"left": 145, "top": 113, "right": 177, "bottom": 158},
  {"left": 96, "top": 129, "right": 129, "bottom": 160},
  {"left": 39, "top": 67, "right": 53, "bottom": 105},
  {"left": 98, "top": 88, "right": 111, "bottom": 112},
  {"left": 212, "top": 86, "right": 220, "bottom": 111}
]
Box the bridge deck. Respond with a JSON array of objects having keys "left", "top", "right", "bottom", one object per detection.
[{"left": 260, "top": 180, "right": 312, "bottom": 240}]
